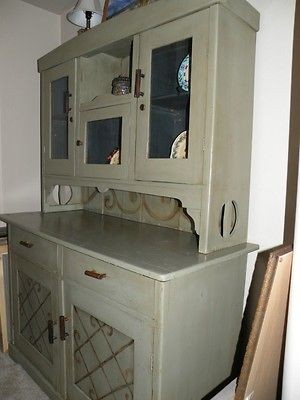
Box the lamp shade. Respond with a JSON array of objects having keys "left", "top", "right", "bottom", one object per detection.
[{"left": 67, "top": 0, "right": 104, "bottom": 28}]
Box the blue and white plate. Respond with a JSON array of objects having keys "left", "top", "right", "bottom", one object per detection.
[
  {"left": 170, "top": 131, "right": 187, "bottom": 159},
  {"left": 177, "top": 54, "right": 190, "bottom": 92},
  {"left": 108, "top": 0, "right": 136, "bottom": 17}
]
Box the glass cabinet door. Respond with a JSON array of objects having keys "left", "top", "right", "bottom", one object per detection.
[
  {"left": 51, "top": 77, "right": 69, "bottom": 160},
  {"left": 10, "top": 253, "right": 61, "bottom": 389},
  {"left": 148, "top": 38, "right": 191, "bottom": 160},
  {"left": 135, "top": 11, "right": 209, "bottom": 184},
  {"left": 42, "top": 59, "right": 76, "bottom": 176},
  {"left": 64, "top": 281, "right": 154, "bottom": 400},
  {"left": 76, "top": 103, "right": 131, "bottom": 180}
]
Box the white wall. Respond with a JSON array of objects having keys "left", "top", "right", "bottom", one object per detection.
[
  {"left": 241, "top": 0, "right": 296, "bottom": 306},
  {"left": 61, "top": 9, "right": 78, "bottom": 44},
  {"left": 247, "top": 0, "right": 296, "bottom": 250},
  {"left": 0, "top": 0, "right": 60, "bottom": 219}
]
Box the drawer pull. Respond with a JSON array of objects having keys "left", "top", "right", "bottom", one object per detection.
[
  {"left": 19, "top": 240, "right": 34, "bottom": 248},
  {"left": 84, "top": 270, "right": 107, "bottom": 280}
]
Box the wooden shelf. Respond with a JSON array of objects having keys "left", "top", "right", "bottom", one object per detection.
[{"left": 152, "top": 92, "right": 189, "bottom": 110}]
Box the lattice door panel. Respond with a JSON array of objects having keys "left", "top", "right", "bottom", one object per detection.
[
  {"left": 18, "top": 270, "right": 53, "bottom": 363},
  {"left": 73, "top": 306, "right": 134, "bottom": 400}
]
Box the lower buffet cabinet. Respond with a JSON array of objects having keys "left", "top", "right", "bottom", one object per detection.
[{"left": 5, "top": 217, "right": 256, "bottom": 400}]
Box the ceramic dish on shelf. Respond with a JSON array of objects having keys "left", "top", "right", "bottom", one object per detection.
[
  {"left": 107, "top": 148, "right": 120, "bottom": 165},
  {"left": 170, "top": 131, "right": 187, "bottom": 159},
  {"left": 177, "top": 54, "right": 190, "bottom": 92}
]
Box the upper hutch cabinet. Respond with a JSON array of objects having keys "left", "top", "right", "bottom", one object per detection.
[
  {"left": 42, "top": 59, "right": 76, "bottom": 176},
  {"left": 39, "top": 0, "right": 259, "bottom": 254},
  {"left": 135, "top": 11, "right": 208, "bottom": 184}
]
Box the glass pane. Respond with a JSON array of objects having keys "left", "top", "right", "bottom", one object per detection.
[
  {"left": 18, "top": 270, "right": 53, "bottom": 363},
  {"left": 149, "top": 38, "right": 192, "bottom": 159},
  {"left": 73, "top": 306, "right": 134, "bottom": 400},
  {"left": 51, "top": 77, "right": 69, "bottom": 159},
  {"left": 86, "top": 117, "right": 122, "bottom": 165}
]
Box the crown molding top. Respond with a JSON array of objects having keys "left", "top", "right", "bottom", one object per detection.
[{"left": 38, "top": 0, "right": 259, "bottom": 72}]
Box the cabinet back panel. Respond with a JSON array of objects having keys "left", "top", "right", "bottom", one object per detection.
[{"left": 84, "top": 188, "right": 193, "bottom": 233}]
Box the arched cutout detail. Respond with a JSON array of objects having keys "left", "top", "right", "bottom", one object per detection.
[
  {"left": 52, "top": 185, "right": 73, "bottom": 205},
  {"left": 220, "top": 201, "right": 238, "bottom": 238}
]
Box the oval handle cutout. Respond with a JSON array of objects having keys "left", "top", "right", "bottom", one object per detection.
[{"left": 220, "top": 201, "right": 238, "bottom": 238}]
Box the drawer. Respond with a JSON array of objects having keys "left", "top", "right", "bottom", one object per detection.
[
  {"left": 9, "top": 226, "right": 57, "bottom": 271},
  {"left": 63, "top": 248, "right": 155, "bottom": 317}
]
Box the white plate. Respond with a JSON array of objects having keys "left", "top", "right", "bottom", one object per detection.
[
  {"left": 177, "top": 54, "right": 190, "bottom": 92},
  {"left": 170, "top": 131, "right": 187, "bottom": 159},
  {"left": 107, "top": 148, "right": 120, "bottom": 165}
]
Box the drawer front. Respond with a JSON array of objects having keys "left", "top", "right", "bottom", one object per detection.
[
  {"left": 9, "top": 226, "right": 57, "bottom": 270},
  {"left": 63, "top": 248, "right": 155, "bottom": 317}
]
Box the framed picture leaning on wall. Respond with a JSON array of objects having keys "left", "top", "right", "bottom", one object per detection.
[{"left": 106, "top": 0, "right": 154, "bottom": 19}]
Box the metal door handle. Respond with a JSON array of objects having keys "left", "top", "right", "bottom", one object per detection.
[
  {"left": 84, "top": 270, "right": 107, "bottom": 280},
  {"left": 19, "top": 240, "right": 34, "bottom": 248},
  {"left": 134, "top": 69, "right": 145, "bottom": 98},
  {"left": 59, "top": 316, "right": 69, "bottom": 341}
]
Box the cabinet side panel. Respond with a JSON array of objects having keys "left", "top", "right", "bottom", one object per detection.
[
  {"left": 158, "top": 255, "right": 247, "bottom": 399},
  {"left": 200, "top": 5, "right": 257, "bottom": 253}
]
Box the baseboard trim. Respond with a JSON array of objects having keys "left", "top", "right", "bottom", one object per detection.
[{"left": 9, "top": 344, "right": 63, "bottom": 400}]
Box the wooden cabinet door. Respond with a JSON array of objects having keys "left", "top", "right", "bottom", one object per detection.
[
  {"left": 64, "top": 281, "right": 154, "bottom": 400},
  {"left": 135, "top": 11, "right": 209, "bottom": 184},
  {"left": 42, "top": 59, "right": 76, "bottom": 176},
  {"left": 76, "top": 102, "right": 132, "bottom": 180},
  {"left": 10, "top": 252, "right": 62, "bottom": 390}
]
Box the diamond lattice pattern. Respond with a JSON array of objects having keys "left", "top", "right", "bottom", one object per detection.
[
  {"left": 73, "top": 306, "right": 134, "bottom": 400},
  {"left": 18, "top": 270, "right": 53, "bottom": 362}
]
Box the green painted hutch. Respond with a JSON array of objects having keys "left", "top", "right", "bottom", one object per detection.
[{"left": 2, "top": 0, "right": 259, "bottom": 399}]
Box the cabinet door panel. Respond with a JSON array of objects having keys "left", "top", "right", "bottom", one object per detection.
[
  {"left": 135, "top": 11, "right": 209, "bottom": 184},
  {"left": 77, "top": 103, "right": 131, "bottom": 180},
  {"left": 10, "top": 252, "right": 61, "bottom": 389},
  {"left": 64, "top": 281, "right": 153, "bottom": 400},
  {"left": 42, "top": 59, "right": 76, "bottom": 176}
]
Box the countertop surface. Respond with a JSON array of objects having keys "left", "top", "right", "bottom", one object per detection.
[{"left": 1, "top": 211, "right": 258, "bottom": 281}]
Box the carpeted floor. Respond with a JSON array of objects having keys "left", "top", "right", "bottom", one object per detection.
[{"left": 0, "top": 351, "right": 49, "bottom": 399}]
